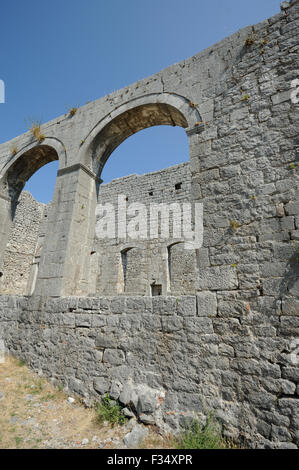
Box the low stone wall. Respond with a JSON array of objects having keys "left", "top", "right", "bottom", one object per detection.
[{"left": 0, "top": 293, "right": 298, "bottom": 449}]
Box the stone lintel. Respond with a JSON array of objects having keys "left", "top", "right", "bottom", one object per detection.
[{"left": 186, "top": 123, "right": 205, "bottom": 136}]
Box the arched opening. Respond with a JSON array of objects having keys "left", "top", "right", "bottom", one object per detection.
[
  {"left": 0, "top": 145, "right": 59, "bottom": 295},
  {"left": 100, "top": 125, "right": 189, "bottom": 183},
  {"left": 24, "top": 160, "right": 59, "bottom": 204},
  {"left": 88, "top": 102, "right": 189, "bottom": 179},
  {"left": 89, "top": 97, "right": 199, "bottom": 296}
]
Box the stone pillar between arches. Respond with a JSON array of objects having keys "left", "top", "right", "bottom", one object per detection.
[{"left": 34, "top": 164, "right": 101, "bottom": 297}]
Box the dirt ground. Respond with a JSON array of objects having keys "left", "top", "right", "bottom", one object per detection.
[{"left": 0, "top": 355, "right": 171, "bottom": 449}]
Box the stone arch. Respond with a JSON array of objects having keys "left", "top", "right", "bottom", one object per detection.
[
  {"left": 0, "top": 143, "right": 62, "bottom": 205},
  {"left": 0, "top": 143, "right": 61, "bottom": 294},
  {"left": 80, "top": 92, "right": 201, "bottom": 178},
  {"left": 0, "top": 137, "right": 66, "bottom": 178}
]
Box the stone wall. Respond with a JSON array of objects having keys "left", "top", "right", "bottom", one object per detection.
[
  {"left": 1, "top": 163, "right": 197, "bottom": 296},
  {"left": 95, "top": 163, "right": 197, "bottom": 296},
  {"left": 0, "top": 2, "right": 298, "bottom": 298},
  {"left": 0, "top": 293, "right": 298, "bottom": 449},
  {"left": 0, "top": 0, "right": 298, "bottom": 449}
]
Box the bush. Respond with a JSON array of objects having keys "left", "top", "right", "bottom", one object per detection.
[
  {"left": 68, "top": 107, "right": 78, "bottom": 117},
  {"left": 28, "top": 119, "right": 46, "bottom": 143},
  {"left": 175, "top": 417, "right": 231, "bottom": 450},
  {"left": 95, "top": 394, "right": 127, "bottom": 426}
]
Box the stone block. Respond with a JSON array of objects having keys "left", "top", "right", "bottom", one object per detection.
[
  {"left": 103, "top": 349, "right": 125, "bottom": 366},
  {"left": 196, "top": 291, "right": 217, "bottom": 316},
  {"left": 285, "top": 201, "right": 299, "bottom": 215},
  {"left": 75, "top": 314, "right": 91, "bottom": 327},
  {"left": 161, "top": 316, "right": 183, "bottom": 333},
  {"left": 282, "top": 297, "right": 299, "bottom": 315},
  {"left": 95, "top": 333, "right": 116, "bottom": 349},
  {"left": 110, "top": 297, "right": 126, "bottom": 314},
  {"left": 126, "top": 297, "right": 152, "bottom": 314},
  {"left": 176, "top": 296, "right": 196, "bottom": 316},
  {"left": 184, "top": 317, "right": 214, "bottom": 335},
  {"left": 123, "top": 424, "right": 148, "bottom": 448},
  {"left": 152, "top": 297, "right": 176, "bottom": 315},
  {"left": 271, "top": 90, "right": 291, "bottom": 105},
  {"left": 93, "top": 377, "right": 110, "bottom": 395},
  {"left": 197, "top": 267, "right": 238, "bottom": 290}
]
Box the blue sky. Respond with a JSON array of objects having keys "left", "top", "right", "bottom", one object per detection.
[{"left": 0, "top": 0, "right": 281, "bottom": 202}]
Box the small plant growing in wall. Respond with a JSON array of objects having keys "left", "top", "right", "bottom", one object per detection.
[
  {"left": 95, "top": 394, "right": 127, "bottom": 426},
  {"left": 260, "top": 38, "right": 268, "bottom": 47},
  {"left": 10, "top": 144, "right": 18, "bottom": 156},
  {"left": 27, "top": 119, "right": 46, "bottom": 143},
  {"left": 68, "top": 106, "right": 78, "bottom": 117},
  {"left": 289, "top": 162, "right": 299, "bottom": 170},
  {"left": 245, "top": 34, "right": 255, "bottom": 47},
  {"left": 241, "top": 94, "right": 249, "bottom": 102},
  {"left": 174, "top": 416, "right": 233, "bottom": 449},
  {"left": 230, "top": 220, "right": 240, "bottom": 230}
]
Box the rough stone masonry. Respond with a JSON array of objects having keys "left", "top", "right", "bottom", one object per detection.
[{"left": 0, "top": 0, "right": 298, "bottom": 448}]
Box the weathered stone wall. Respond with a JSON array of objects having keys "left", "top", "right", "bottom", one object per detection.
[
  {"left": 0, "top": 1, "right": 298, "bottom": 298},
  {"left": 95, "top": 163, "right": 196, "bottom": 296},
  {"left": 0, "top": 293, "right": 298, "bottom": 449},
  {"left": 1, "top": 163, "right": 196, "bottom": 296},
  {"left": 0, "top": 0, "right": 298, "bottom": 449}
]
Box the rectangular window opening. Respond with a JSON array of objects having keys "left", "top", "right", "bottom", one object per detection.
[{"left": 151, "top": 284, "right": 162, "bottom": 296}]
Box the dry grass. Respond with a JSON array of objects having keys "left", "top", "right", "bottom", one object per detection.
[
  {"left": 28, "top": 120, "right": 46, "bottom": 143},
  {"left": 68, "top": 107, "right": 78, "bottom": 117},
  {"left": 10, "top": 145, "right": 18, "bottom": 156},
  {"left": 230, "top": 220, "right": 240, "bottom": 230},
  {"left": 0, "top": 355, "right": 170, "bottom": 449},
  {"left": 0, "top": 356, "right": 119, "bottom": 448},
  {"left": 139, "top": 431, "right": 175, "bottom": 449},
  {"left": 245, "top": 35, "right": 255, "bottom": 47}
]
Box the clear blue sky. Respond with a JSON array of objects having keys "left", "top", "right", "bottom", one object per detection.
[{"left": 0, "top": 0, "right": 281, "bottom": 202}]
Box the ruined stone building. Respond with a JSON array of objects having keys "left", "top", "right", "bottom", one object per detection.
[{"left": 0, "top": 0, "right": 298, "bottom": 448}]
